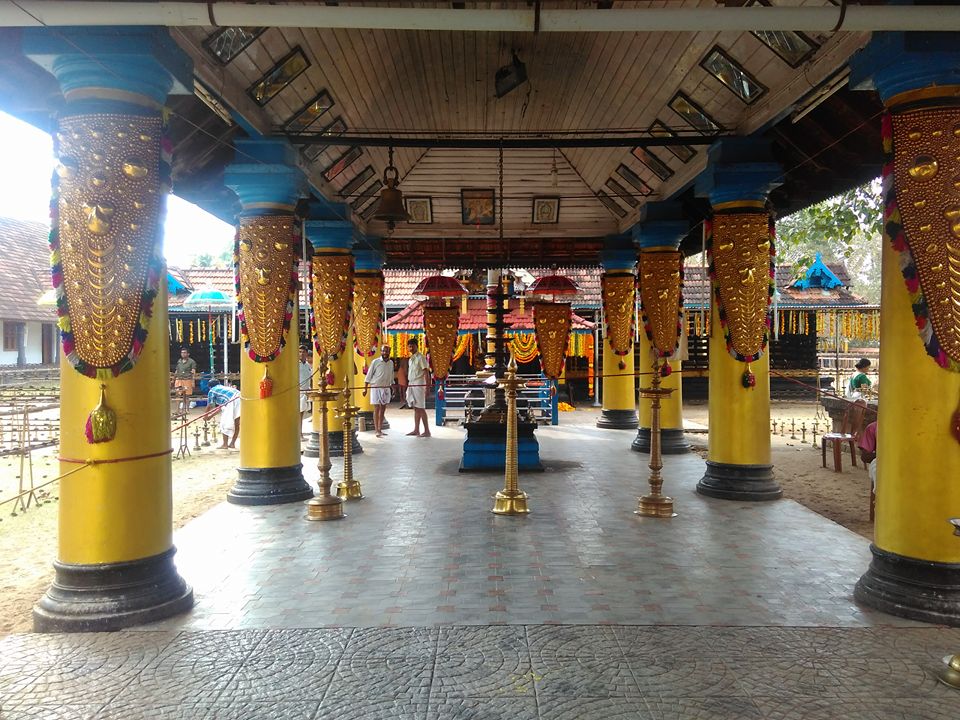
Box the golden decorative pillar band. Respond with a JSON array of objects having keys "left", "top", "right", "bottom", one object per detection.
[
  {"left": 533, "top": 302, "right": 572, "bottom": 380},
  {"left": 601, "top": 272, "right": 636, "bottom": 370},
  {"left": 423, "top": 306, "right": 459, "bottom": 381},
  {"left": 708, "top": 212, "right": 775, "bottom": 364},
  {"left": 235, "top": 215, "right": 298, "bottom": 362},
  {"left": 52, "top": 112, "right": 166, "bottom": 378},
  {"left": 639, "top": 250, "right": 683, "bottom": 356},
  {"left": 353, "top": 271, "right": 385, "bottom": 371},
  {"left": 311, "top": 253, "right": 354, "bottom": 360}
]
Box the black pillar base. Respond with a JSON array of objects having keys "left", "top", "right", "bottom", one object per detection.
[
  {"left": 303, "top": 431, "right": 320, "bottom": 458},
  {"left": 696, "top": 460, "right": 782, "bottom": 501},
  {"left": 33, "top": 547, "right": 193, "bottom": 633},
  {"left": 855, "top": 545, "right": 960, "bottom": 627},
  {"left": 328, "top": 429, "right": 363, "bottom": 458},
  {"left": 596, "top": 409, "right": 639, "bottom": 430},
  {"left": 632, "top": 427, "right": 690, "bottom": 454},
  {"left": 228, "top": 463, "right": 313, "bottom": 506}
]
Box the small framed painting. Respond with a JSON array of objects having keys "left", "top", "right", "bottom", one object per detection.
[
  {"left": 532, "top": 197, "right": 560, "bottom": 224},
  {"left": 405, "top": 197, "right": 433, "bottom": 224},
  {"left": 461, "top": 189, "right": 496, "bottom": 225}
]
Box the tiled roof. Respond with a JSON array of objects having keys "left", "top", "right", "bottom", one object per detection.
[
  {"left": 386, "top": 298, "right": 594, "bottom": 333},
  {"left": 0, "top": 217, "right": 56, "bottom": 323},
  {"left": 384, "top": 267, "right": 603, "bottom": 310}
]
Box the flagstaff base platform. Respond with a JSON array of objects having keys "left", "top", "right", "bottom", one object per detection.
[{"left": 459, "top": 419, "right": 543, "bottom": 472}]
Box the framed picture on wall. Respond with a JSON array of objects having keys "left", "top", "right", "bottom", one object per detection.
[
  {"left": 532, "top": 197, "right": 560, "bottom": 224},
  {"left": 405, "top": 197, "right": 433, "bottom": 224},
  {"left": 461, "top": 189, "right": 496, "bottom": 225}
]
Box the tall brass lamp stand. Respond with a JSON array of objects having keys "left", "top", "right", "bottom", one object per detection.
[
  {"left": 335, "top": 377, "right": 363, "bottom": 500},
  {"left": 636, "top": 357, "right": 677, "bottom": 518},
  {"left": 491, "top": 354, "right": 530, "bottom": 515},
  {"left": 305, "top": 355, "right": 345, "bottom": 521}
]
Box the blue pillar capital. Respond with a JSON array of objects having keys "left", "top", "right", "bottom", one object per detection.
[
  {"left": 695, "top": 139, "right": 781, "bottom": 208},
  {"left": 850, "top": 32, "right": 960, "bottom": 105},
  {"left": 353, "top": 241, "right": 385, "bottom": 271},
  {"left": 633, "top": 201, "right": 689, "bottom": 250},
  {"left": 600, "top": 235, "right": 636, "bottom": 272},
  {"left": 305, "top": 220, "right": 354, "bottom": 252},
  {"left": 23, "top": 27, "right": 191, "bottom": 108},
  {"left": 225, "top": 139, "right": 305, "bottom": 211}
]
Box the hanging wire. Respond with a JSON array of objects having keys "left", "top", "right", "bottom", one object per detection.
[{"left": 498, "top": 140, "right": 505, "bottom": 245}]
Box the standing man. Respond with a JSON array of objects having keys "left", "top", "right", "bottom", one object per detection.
[
  {"left": 406, "top": 337, "right": 431, "bottom": 437},
  {"left": 207, "top": 381, "right": 241, "bottom": 449},
  {"left": 173, "top": 347, "right": 197, "bottom": 416},
  {"left": 298, "top": 345, "right": 313, "bottom": 442},
  {"left": 363, "top": 345, "right": 395, "bottom": 438}
]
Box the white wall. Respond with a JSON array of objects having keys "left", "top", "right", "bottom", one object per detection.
[{"left": 0, "top": 321, "right": 53, "bottom": 366}]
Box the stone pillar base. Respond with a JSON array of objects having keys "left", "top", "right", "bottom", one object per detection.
[
  {"left": 696, "top": 460, "right": 781, "bottom": 501},
  {"left": 33, "top": 547, "right": 193, "bottom": 633},
  {"left": 855, "top": 545, "right": 960, "bottom": 627},
  {"left": 632, "top": 427, "right": 690, "bottom": 454},
  {"left": 596, "top": 409, "right": 639, "bottom": 430},
  {"left": 228, "top": 464, "right": 313, "bottom": 505},
  {"left": 328, "top": 429, "right": 363, "bottom": 458},
  {"left": 303, "top": 431, "right": 320, "bottom": 458}
]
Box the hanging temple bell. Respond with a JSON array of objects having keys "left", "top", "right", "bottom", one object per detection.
[{"left": 373, "top": 147, "right": 409, "bottom": 231}]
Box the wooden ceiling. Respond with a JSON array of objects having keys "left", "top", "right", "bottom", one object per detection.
[{"left": 170, "top": 0, "right": 874, "bottom": 247}]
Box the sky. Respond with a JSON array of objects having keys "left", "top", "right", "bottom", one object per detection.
[{"left": 0, "top": 111, "right": 234, "bottom": 267}]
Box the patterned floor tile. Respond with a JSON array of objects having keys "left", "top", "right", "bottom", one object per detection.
[
  {"left": 526, "top": 625, "right": 621, "bottom": 659},
  {"left": 531, "top": 656, "right": 641, "bottom": 698},
  {"left": 201, "top": 702, "right": 321, "bottom": 720},
  {"left": 534, "top": 696, "right": 652, "bottom": 720},
  {"left": 643, "top": 697, "right": 764, "bottom": 720},
  {"left": 628, "top": 656, "right": 739, "bottom": 698},
  {"left": 426, "top": 697, "right": 539, "bottom": 720},
  {"left": 344, "top": 628, "right": 439, "bottom": 658},
  {"left": 95, "top": 702, "right": 214, "bottom": 720},
  {"left": 314, "top": 695, "right": 429, "bottom": 720},
  {"left": 437, "top": 627, "right": 528, "bottom": 658},
  {"left": 326, "top": 656, "right": 433, "bottom": 701},
  {"left": 751, "top": 696, "right": 959, "bottom": 720},
  {"left": 431, "top": 654, "right": 534, "bottom": 698},
  {"left": 0, "top": 706, "right": 104, "bottom": 720}
]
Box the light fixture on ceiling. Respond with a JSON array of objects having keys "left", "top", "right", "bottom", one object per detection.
[
  {"left": 494, "top": 52, "right": 528, "bottom": 99},
  {"left": 372, "top": 145, "right": 409, "bottom": 231}
]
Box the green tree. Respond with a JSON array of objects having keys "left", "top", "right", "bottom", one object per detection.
[
  {"left": 776, "top": 180, "right": 883, "bottom": 303},
  {"left": 195, "top": 253, "right": 214, "bottom": 267}
]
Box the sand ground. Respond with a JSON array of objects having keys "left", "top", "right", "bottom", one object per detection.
[{"left": 0, "top": 401, "right": 872, "bottom": 637}]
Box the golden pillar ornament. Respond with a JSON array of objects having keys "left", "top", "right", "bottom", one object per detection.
[{"left": 353, "top": 271, "right": 384, "bottom": 372}]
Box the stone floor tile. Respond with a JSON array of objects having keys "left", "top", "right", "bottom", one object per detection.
[
  {"left": 534, "top": 696, "right": 652, "bottom": 720},
  {"left": 326, "top": 656, "right": 433, "bottom": 701},
  {"left": 426, "top": 697, "right": 539, "bottom": 720},
  {"left": 526, "top": 625, "right": 621, "bottom": 659},
  {"left": 343, "top": 628, "right": 439, "bottom": 658},
  {"left": 200, "top": 702, "right": 321, "bottom": 719},
  {"left": 0, "top": 706, "right": 104, "bottom": 719},
  {"left": 628, "top": 656, "right": 740, "bottom": 698},
  {"left": 531, "top": 656, "right": 641, "bottom": 698},
  {"left": 95, "top": 702, "right": 217, "bottom": 719},
  {"left": 751, "top": 696, "right": 958, "bottom": 720},
  {"left": 436, "top": 626, "right": 528, "bottom": 657},
  {"left": 642, "top": 697, "right": 764, "bottom": 720},
  {"left": 431, "top": 654, "right": 535, "bottom": 698},
  {"left": 314, "top": 695, "right": 429, "bottom": 720}
]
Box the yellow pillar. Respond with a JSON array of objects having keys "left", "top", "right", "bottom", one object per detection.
[
  {"left": 633, "top": 329, "right": 687, "bottom": 453},
  {"left": 597, "top": 261, "right": 639, "bottom": 430},
  {"left": 29, "top": 29, "right": 194, "bottom": 631},
  {"left": 56, "top": 285, "right": 173, "bottom": 565},
  {"left": 854, "top": 228, "right": 960, "bottom": 623}
]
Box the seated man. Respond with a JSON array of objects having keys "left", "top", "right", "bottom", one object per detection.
[
  {"left": 858, "top": 419, "right": 877, "bottom": 487},
  {"left": 207, "top": 382, "right": 241, "bottom": 449}
]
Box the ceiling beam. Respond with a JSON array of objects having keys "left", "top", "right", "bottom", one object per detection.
[
  {"left": 286, "top": 134, "right": 723, "bottom": 149},
  {"left": 2, "top": 3, "right": 959, "bottom": 32}
]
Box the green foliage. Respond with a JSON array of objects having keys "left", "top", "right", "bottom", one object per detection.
[{"left": 776, "top": 180, "right": 883, "bottom": 303}]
